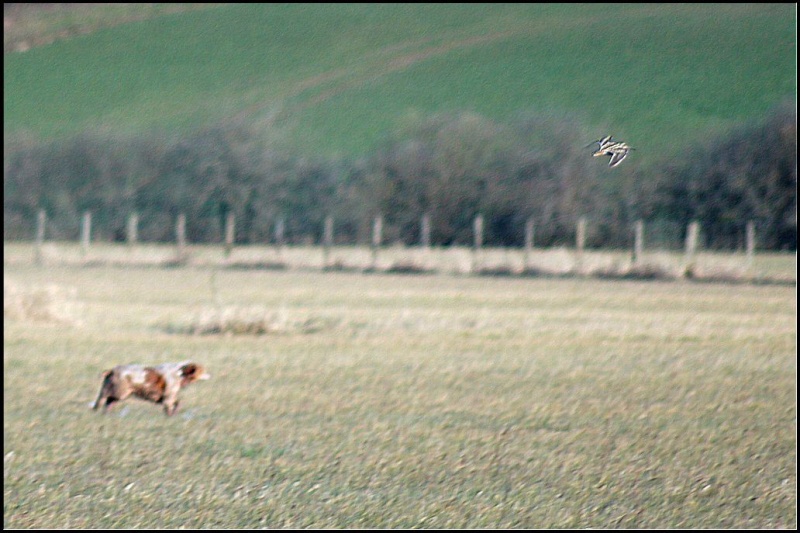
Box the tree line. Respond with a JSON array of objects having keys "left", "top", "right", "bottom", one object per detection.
[{"left": 3, "top": 104, "right": 796, "bottom": 250}]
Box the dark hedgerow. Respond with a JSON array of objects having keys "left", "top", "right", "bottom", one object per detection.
[{"left": 3, "top": 105, "right": 796, "bottom": 250}]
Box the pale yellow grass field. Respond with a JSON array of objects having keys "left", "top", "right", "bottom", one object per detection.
[{"left": 3, "top": 260, "right": 796, "bottom": 528}]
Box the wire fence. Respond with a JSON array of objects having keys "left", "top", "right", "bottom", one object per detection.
[{"left": 5, "top": 209, "right": 793, "bottom": 285}]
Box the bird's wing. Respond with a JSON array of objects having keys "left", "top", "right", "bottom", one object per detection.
[
  {"left": 608, "top": 150, "right": 629, "bottom": 167},
  {"left": 586, "top": 135, "right": 613, "bottom": 149}
]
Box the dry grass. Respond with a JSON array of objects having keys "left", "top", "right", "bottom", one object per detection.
[
  {"left": 165, "top": 305, "right": 341, "bottom": 336},
  {"left": 4, "top": 242, "right": 795, "bottom": 285},
  {"left": 3, "top": 262, "right": 796, "bottom": 528},
  {"left": 3, "top": 279, "right": 82, "bottom": 325}
]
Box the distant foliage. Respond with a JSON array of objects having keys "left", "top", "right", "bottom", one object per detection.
[
  {"left": 3, "top": 105, "right": 796, "bottom": 250},
  {"left": 642, "top": 103, "right": 796, "bottom": 250},
  {"left": 362, "top": 112, "right": 613, "bottom": 246}
]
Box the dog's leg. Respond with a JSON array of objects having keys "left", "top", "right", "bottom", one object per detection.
[
  {"left": 164, "top": 399, "right": 180, "bottom": 416},
  {"left": 93, "top": 387, "right": 111, "bottom": 411},
  {"left": 102, "top": 397, "right": 118, "bottom": 412},
  {"left": 93, "top": 371, "right": 116, "bottom": 413}
]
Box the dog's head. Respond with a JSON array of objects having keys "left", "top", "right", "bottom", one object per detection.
[{"left": 179, "top": 362, "right": 211, "bottom": 387}]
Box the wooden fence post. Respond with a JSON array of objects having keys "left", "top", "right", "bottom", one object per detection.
[
  {"left": 127, "top": 212, "right": 138, "bottom": 246},
  {"left": 684, "top": 220, "right": 700, "bottom": 275},
  {"left": 685, "top": 221, "right": 699, "bottom": 258},
  {"left": 224, "top": 212, "right": 235, "bottom": 258},
  {"left": 745, "top": 221, "right": 756, "bottom": 269},
  {"left": 371, "top": 215, "right": 383, "bottom": 270},
  {"left": 176, "top": 213, "right": 187, "bottom": 261},
  {"left": 35, "top": 209, "right": 46, "bottom": 265},
  {"left": 323, "top": 215, "right": 334, "bottom": 268},
  {"left": 524, "top": 217, "right": 534, "bottom": 270},
  {"left": 421, "top": 213, "right": 431, "bottom": 249},
  {"left": 274, "top": 216, "right": 285, "bottom": 259},
  {"left": 575, "top": 216, "right": 587, "bottom": 270},
  {"left": 472, "top": 214, "right": 484, "bottom": 273},
  {"left": 80, "top": 211, "right": 91, "bottom": 256},
  {"left": 633, "top": 220, "right": 644, "bottom": 264}
]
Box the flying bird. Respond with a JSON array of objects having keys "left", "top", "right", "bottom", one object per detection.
[{"left": 587, "top": 135, "right": 632, "bottom": 168}]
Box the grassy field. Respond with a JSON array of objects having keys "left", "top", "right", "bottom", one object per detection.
[
  {"left": 4, "top": 4, "right": 795, "bottom": 160},
  {"left": 3, "top": 260, "right": 796, "bottom": 527}
]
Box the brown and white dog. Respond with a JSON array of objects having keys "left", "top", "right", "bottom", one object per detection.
[{"left": 93, "top": 361, "right": 210, "bottom": 416}]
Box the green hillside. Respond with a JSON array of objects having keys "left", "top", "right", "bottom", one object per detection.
[{"left": 3, "top": 3, "right": 796, "bottom": 161}]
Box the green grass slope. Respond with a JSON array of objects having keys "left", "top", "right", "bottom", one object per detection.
[{"left": 4, "top": 4, "right": 795, "bottom": 160}]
